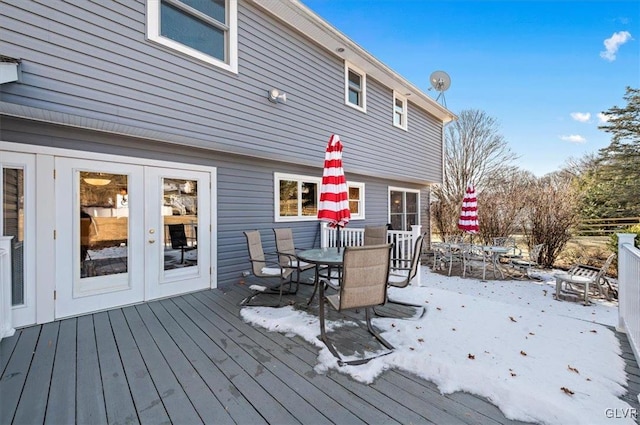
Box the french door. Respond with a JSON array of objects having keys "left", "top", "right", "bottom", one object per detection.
[{"left": 55, "top": 158, "right": 211, "bottom": 319}]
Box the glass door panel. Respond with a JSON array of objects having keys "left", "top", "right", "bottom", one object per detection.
[
  {"left": 79, "top": 171, "right": 129, "bottom": 278},
  {"left": 55, "top": 158, "right": 144, "bottom": 319},
  {"left": 1, "top": 151, "right": 36, "bottom": 327},
  {"left": 162, "top": 178, "right": 198, "bottom": 271},
  {"left": 3, "top": 167, "right": 25, "bottom": 305}
]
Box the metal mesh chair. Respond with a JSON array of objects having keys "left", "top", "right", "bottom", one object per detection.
[
  {"left": 363, "top": 225, "right": 388, "bottom": 246},
  {"left": 273, "top": 228, "right": 315, "bottom": 284},
  {"left": 241, "top": 230, "right": 296, "bottom": 307},
  {"left": 374, "top": 233, "right": 427, "bottom": 319},
  {"left": 319, "top": 243, "right": 394, "bottom": 366}
]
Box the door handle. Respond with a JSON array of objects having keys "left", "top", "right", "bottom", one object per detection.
[{"left": 148, "top": 239, "right": 156, "bottom": 244}]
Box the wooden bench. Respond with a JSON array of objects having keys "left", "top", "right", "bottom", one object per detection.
[{"left": 555, "top": 253, "right": 615, "bottom": 305}]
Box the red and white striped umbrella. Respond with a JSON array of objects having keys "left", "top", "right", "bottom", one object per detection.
[
  {"left": 458, "top": 184, "right": 479, "bottom": 234},
  {"left": 317, "top": 134, "right": 351, "bottom": 230}
]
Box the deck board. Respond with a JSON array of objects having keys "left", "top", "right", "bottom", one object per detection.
[
  {"left": 1, "top": 284, "right": 638, "bottom": 425},
  {"left": 107, "top": 308, "right": 171, "bottom": 425},
  {"left": 181, "top": 293, "right": 330, "bottom": 424},
  {"left": 169, "top": 295, "right": 299, "bottom": 425},
  {"left": 45, "top": 319, "right": 77, "bottom": 425},
  {"left": 0, "top": 329, "right": 20, "bottom": 375},
  {"left": 121, "top": 305, "right": 204, "bottom": 424},
  {"left": 94, "top": 311, "right": 140, "bottom": 425},
  {"left": 0, "top": 325, "right": 39, "bottom": 423},
  {"left": 13, "top": 322, "right": 59, "bottom": 425},
  {"left": 76, "top": 314, "right": 108, "bottom": 424},
  {"left": 153, "top": 299, "right": 268, "bottom": 425},
  {"left": 195, "top": 291, "right": 400, "bottom": 424},
  {"left": 136, "top": 302, "right": 235, "bottom": 425}
]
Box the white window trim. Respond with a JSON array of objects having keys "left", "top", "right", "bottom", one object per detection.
[
  {"left": 348, "top": 181, "right": 365, "bottom": 220},
  {"left": 388, "top": 186, "right": 420, "bottom": 229},
  {"left": 274, "top": 172, "right": 365, "bottom": 222},
  {"left": 146, "top": 0, "right": 238, "bottom": 74},
  {"left": 344, "top": 62, "right": 367, "bottom": 113},
  {"left": 393, "top": 91, "right": 408, "bottom": 131}
]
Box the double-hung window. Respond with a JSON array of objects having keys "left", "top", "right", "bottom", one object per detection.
[
  {"left": 275, "top": 173, "right": 365, "bottom": 221},
  {"left": 275, "top": 173, "right": 320, "bottom": 221},
  {"left": 389, "top": 187, "right": 419, "bottom": 231},
  {"left": 344, "top": 62, "right": 366, "bottom": 112},
  {"left": 147, "top": 0, "right": 238, "bottom": 73},
  {"left": 393, "top": 91, "right": 408, "bottom": 130},
  {"left": 348, "top": 182, "right": 365, "bottom": 220}
]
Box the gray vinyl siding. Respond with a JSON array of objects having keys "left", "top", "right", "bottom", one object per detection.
[
  {"left": 0, "top": 0, "right": 443, "bottom": 184},
  {"left": 1, "top": 117, "right": 428, "bottom": 288}
]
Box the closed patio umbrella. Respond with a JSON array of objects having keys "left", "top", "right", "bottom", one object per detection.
[
  {"left": 458, "top": 184, "right": 479, "bottom": 236},
  {"left": 318, "top": 134, "right": 351, "bottom": 250}
]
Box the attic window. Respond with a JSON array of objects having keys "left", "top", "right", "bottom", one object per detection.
[
  {"left": 146, "top": 0, "right": 238, "bottom": 73},
  {"left": 393, "top": 91, "right": 408, "bottom": 130},
  {"left": 344, "top": 62, "right": 367, "bottom": 113}
]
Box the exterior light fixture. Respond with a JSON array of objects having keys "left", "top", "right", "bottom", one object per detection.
[{"left": 268, "top": 88, "right": 287, "bottom": 104}]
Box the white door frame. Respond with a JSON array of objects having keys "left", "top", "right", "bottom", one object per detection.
[{"left": 0, "top": 141, "right": 217, "bottom": 324}]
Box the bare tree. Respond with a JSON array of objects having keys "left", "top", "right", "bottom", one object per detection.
[
  {"left": 523, "top": 172, "right": 580, "bottom": 267},
  {"left": 431, "top": 109, "right": 518, "bottom": 239},
  {"left": 477, "top": 168, "right": 536, "bottom": 243}
]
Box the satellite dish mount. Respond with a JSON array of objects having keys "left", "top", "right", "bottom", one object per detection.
[{"left": 429, "top": 70, "right": 451, "bottom": 108}]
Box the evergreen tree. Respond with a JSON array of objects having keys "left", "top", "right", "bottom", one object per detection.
[{"left": 580, "top": 87, "right": 640, "bottom": 218}]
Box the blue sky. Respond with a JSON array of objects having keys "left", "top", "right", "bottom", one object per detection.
[{"left": 302, "top": 0, "right": 639, "bottom": 176}]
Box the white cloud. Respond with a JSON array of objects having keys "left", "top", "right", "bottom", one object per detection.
[
  {"left": 560, "top": 134, "right": 587, "bottom": 143},
  {"left": 570, "top": 112, "right": 591, "bottom": 122},
  {"left": 598, "top": 112, "right": 610, "bottom": 124},
  {"left": 600, "top": 31, "right": 632, "bottom": 61}
]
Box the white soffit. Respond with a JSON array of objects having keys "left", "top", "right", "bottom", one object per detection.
[{"left": 249, "top": 0, "right": 456, "bottom": 124}]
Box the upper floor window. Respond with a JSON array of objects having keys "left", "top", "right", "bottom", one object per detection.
[
  {"left": 393, "top": 91, "right": 408, "bottom": 130},
  {"left": 275, "top": 173, "right": 365, "bottom": 221},
  {"left": 389, "top": 187, "right": 419, "bottom": 231},
  {"left": 147, "top": 0, "right": 238, "bottom": 73},
  {"left": 344, "top": 62, "right": 367, "bottom": 112}
]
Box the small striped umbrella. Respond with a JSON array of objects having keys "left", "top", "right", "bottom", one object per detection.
[
  {"left": 317, "top": 134, "right": 351, "bottom": 249},
  {"left": 458, "top": 184, "right": 479, "bottom": 234}
]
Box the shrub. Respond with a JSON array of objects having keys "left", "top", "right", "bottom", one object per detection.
[{"left": 608, "top": 224, "right": 640, "bottom": 254}]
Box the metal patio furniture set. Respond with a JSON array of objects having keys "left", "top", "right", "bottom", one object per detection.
[{"left": 241, "top": 226, "right": 426, "bottom": 365}]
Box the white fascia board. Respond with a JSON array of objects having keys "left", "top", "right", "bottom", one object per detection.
[{"left": 249, "top": 0, "right": 456, "bottom": 124}]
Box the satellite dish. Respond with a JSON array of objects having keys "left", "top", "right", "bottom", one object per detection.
[{"left": 429, "top": 70, "right": 451, "bottom": 107}]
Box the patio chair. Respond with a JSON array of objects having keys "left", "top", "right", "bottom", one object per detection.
[
  {"left": 555, "top": 253, "right": 615, "bottom": 305},
  {"left": 437, "top": 242, "right": 464, "bottom": 276},
  {"left": 241, "top": 230, "right": 297, "bottom": 307},
  {"left": 374, "top": 233, "right": 427, "bottom": 319},
  {"left": 273, "top": 228, "right": 315, "bottom": 284},
  {"left": 363, "top": 225, "right": 389, "bottom": 246},
  {"left": 509, "top": 243, "right": 544, "bottom": 278},
  {"left": 461, "top": 244, "right": 491, "bottom": 280},
  {"left": 319, "top": 243, "right": 394, "bottom": 366},
  {"left": 492, "top": 237, "right": 521, "bottom": 263},
  {"left": 167, "top": 223, "right": 197, "bottom": 264}
]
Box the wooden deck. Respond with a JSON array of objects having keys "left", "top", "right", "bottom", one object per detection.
[{"left": 1, "top": 280, "right": 638, "bottom": 425}]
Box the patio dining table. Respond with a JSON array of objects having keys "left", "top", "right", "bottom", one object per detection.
[
  {"left": 297, "top": 247, "right": 344, "bottom": 305},
  {"left": 480, "top": 245, "right": 511, "bottom": 279}
]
